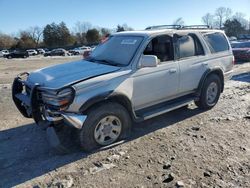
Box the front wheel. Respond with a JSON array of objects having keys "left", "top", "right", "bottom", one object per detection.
[
  {"left": 79, "top": 102, "right": 132, "bottom": 152},
  {"left": 195, "top": 74, "right": 222, "bottom": 110}
]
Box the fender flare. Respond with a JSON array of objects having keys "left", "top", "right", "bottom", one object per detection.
[
  {"left": 79, "top": 91, "right": 138, "bottom": 121},
  {"left": 196, "top": 68, "right": 224, "bottom": 96}
]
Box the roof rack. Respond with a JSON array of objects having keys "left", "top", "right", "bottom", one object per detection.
[
  {"left": 180, "top": 25, "right": 212, "bottom": 29},
  {"left": 145, "top": 25, "right": 182, "bottom": 30},
  {"left": 145, "top": 25, "right": 213, "bottom": 30}
]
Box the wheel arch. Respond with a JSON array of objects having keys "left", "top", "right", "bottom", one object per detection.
[
  {"left": 79, "top": 91, "right": 137, "bottom": 121},
  {"left": 197, "top": 68, "right": 224, "bottom": 96}
]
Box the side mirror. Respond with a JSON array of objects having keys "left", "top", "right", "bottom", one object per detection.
[{"left": 139, "top": 55, "right": 158, "bottom": 68}]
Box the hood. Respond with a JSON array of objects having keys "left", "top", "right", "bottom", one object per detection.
[{"left": 27, "top": 60, "right": 120, "bottom": 88}]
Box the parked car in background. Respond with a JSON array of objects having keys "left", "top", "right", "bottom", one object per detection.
[
  {"left": 228, "top": 36, "right": 237, "bottom": 43},
  {"left": 0, "top": 50, "right": 9, "bottom": 57},
  {"left": 231, "top": 41, "right": 250, "bottom": 62},
  {"left": 69, "top": 46, "right": 91, "bottom": 55},
  {"left": 83, "top": 50, "right": 92, "bottom": 59},
  {"left": 5, "top": 50, "right": 29, "bottom": 59},
  {"left": 27, "top": 49, "right": 38, "bottom": 56},
  {"left": 37, "top": 48, "right": 46, "bottom": 54},
  {"left": 238, "top": 34, "right": 250, "bottom": 41},
  {"left": 82, "top": 45, "right": 97, "bottom": 59},
  {"left": 44, "top": 48, "right": 69, "bottom": 57}
]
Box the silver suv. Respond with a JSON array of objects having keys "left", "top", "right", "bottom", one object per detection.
[{"left": 12, "top": 26, "right": 234, "bottom": 151}]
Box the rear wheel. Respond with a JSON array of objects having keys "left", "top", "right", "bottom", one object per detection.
[
  {"left": 195, "top": 74, "right": 222, "bottom": 110},
  {"left": 79, "top": 102, "right": 131, "bottom": 152}
]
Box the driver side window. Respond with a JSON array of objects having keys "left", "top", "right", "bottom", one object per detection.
[{"left": 143, "top": 35, "right": 174, "bottom": 63}]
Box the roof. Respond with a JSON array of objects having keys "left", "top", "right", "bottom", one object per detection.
[
  {"left": 112, "top": 29, "right": 174, "bottom": 37},
  {"left": 113, "top": 28, "right": 224, "bottom": 37}
]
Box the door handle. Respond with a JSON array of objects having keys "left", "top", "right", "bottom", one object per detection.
[
  {"left": 169, "top": 68, "right": 177, "bottom": 73},
  {"left": 202, "top": 62, "right": 208, "bottom": 66}
]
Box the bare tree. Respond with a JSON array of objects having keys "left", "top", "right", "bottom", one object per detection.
[
  {"left": 74, "top": 21, "right": 92, "bottom": 34},
  {"left": 0, "top": 33, "right": 16, "bottom": 49},
  {"left": 233, "top": 12, "right": 248, "bottom": 29},
  {"left": 28, "top": 26, "right": 43, "bottom": 47},
  {"left": 100, "top": 27, "right": 111, "bottom": 37},
  {"left": 73, "top": 22, "right": 92, "bottom": 45},
  {"left": 172, "top": 17, "right": 185, "bottom": 26},
  {"left": 202, "top": 13, "right": 214, "bottom": 27},
  {"left": 121, "top": 23, "right": 134, "bottom": 31},
  {"left": 215, "top": 7, "right": 232, "bottom": 29}
]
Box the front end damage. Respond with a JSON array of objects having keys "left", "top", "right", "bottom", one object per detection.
[{"left": 12, "top": 72, "right": 87, "bottom": 150}]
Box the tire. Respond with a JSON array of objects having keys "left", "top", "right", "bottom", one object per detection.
[
  {"left": 7, "top": 55, "right": 12, "bottom": 59},
  {"left": 195, "top": 74, "right": 222, "bottom": 110},
  {"left": 79, "top": 102, "right": 132, "bottom": 152}
]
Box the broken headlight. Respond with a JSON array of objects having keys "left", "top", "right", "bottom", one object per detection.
[{"left": 41, "top": 87, "right": 75, "bottom": 110}]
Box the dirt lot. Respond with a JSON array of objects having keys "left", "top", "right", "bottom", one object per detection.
[{"left": 0, "top": 57, "right": 249, "bottom": 188}]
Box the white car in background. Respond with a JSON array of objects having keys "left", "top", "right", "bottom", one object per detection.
[
  {"left": 0, "top": 50, "right": 9, "bottom": 57},
  {"left": 70, "top": 46, "right": 91, "bottom": 55},
  {"left": 37, "top": 48, "right": 46, "bottom": 54},
  {"left": 26, "top": 49, "right": 38, "bottom": 56}
]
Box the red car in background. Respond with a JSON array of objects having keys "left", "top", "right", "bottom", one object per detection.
[
  {"left": 231, "top": 41, "right": 250, "bottom": 62},
  {"left": 82, "top": 46, "right": 97, "bottom": 59},
  {"left": 83, "top": 49, "right": 92, "bottom": 59}
]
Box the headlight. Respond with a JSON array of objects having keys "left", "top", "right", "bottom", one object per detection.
[{"left": 41, "top": 87, "right": 75, "bottom": 109}]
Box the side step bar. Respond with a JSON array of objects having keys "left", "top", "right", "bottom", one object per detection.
[{"left": 135, "top": 95, "right": 196, "bottom": 121}]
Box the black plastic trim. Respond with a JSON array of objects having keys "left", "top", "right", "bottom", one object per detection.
[
  {"left": 196, "top": 68, "right": 224, "bottom": 96},
  {"left": 12, "top": 77, "right": 31, "bottom": 118},
  {"left": 79, "top": 91, "right": 138, "bottom": 121},
  {"left": 135, "top": 94, "right": 196, "bottom": 119}
]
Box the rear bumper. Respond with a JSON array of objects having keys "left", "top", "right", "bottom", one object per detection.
[
  {"left": 224, "top": 70, "right": 234, "bottom": 81},
  {"left": 12, "top": 73, "right": 86, "bottom": 129}
]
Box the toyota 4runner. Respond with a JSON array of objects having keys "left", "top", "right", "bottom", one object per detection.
[{"left": 12, "top": 25, "right": 234, "bottom": 151}]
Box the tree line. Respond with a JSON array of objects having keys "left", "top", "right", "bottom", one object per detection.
[
  {"left": 0, "top": 22, "right": 132, "bottom": 50},
  {"left": 201, "top": 7, "right": 250, "bottom": 37},
  {"left": 0, "top": 6, "right": 250, "bottom": 50}
]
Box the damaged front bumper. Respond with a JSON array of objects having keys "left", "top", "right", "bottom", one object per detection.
[{"left": 12, "top": 72, "right": 87, "bottom": 129}]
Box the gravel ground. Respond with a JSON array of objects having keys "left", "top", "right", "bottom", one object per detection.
[{"left": 0, "top": 57, "right": 249, "bottom": 188}]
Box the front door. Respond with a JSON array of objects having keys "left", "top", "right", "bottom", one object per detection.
[
  {"left": 131, "top": 34, "right": 179, "bottom": 110},
  {"left": 132, "top": 61, "right": 179, "bottom": 110}
]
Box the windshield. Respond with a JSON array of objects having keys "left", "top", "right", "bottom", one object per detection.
[
  {"left": 88, "top": 35, "right": 144, "bottom": 66},
  {"left": 231, "top": 42, "right": 250, "bottom": 48}
]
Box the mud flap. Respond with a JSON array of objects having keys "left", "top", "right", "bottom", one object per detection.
[{"left": 46, "top": 127, "right": 69, "bottom": 154}]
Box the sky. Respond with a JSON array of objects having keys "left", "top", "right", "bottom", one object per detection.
[{"left": 0, "top": 0, "right": 250, "bottom": 35}]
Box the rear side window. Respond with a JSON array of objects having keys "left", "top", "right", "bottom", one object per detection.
[
  {"left": 203, "top": 32, "right": 229, "bottom": 53},
  {"left": 178, "top": 36, "right": 196, "bottom": 58}
]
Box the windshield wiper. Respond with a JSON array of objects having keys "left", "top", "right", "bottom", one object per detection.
[{"left": 87, "top": 58, "right": 121, "bottom": 66}]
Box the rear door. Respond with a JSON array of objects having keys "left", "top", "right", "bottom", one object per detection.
[{"left": 175, "top": 33, "right": 208, "bottom": 94}]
